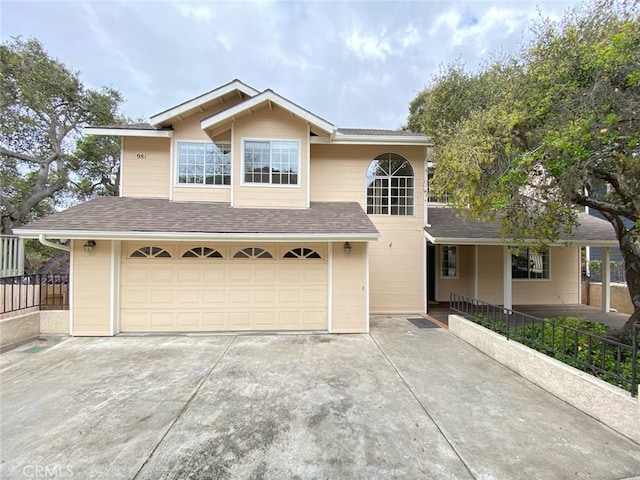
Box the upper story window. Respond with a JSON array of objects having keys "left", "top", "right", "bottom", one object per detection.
[
  {"left": 512, "top": 248, "right": 550, "bottom": 280},
  {"left": 177, "top": 142, "right": 231, "bottom": 186},
  {"left": 243, "top": 140, "right": 300, "bottom": 185},
  {"left": 366, "top": 153, "right": 414, "bottom": 215}
]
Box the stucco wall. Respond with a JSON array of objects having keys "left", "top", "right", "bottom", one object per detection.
[
  {"left": 448, "top": 314, "right": 640, "bottom": 444},
  {"left": 587, "top": 282, "right": 634, "bottom": 315}
]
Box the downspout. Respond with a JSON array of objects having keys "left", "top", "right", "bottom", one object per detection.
[{"left": 38, "top": 234, "right": 71, "bottom": 252}]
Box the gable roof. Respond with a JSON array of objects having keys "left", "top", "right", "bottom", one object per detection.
[
  {"left": 15, "top": 197, "right": 379, "bottom": 242},
  {"left": 425, "top": 207, "right": 618, "bottom": 246},
  {"left": 149, "top": 79, "right": 260, "bottom": 128},
  {"left": 200, "top": 89, "right": 336, "bottom": 136}
]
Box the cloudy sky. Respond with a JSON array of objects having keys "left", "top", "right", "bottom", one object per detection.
[{"left": 2, "top": 0, "right": 581, "bottom": 130}]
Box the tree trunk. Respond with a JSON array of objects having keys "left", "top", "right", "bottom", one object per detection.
[{"left": 613, "top": 223, "right": 640, "bottom": 340}]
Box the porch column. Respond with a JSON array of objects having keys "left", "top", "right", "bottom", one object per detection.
[
  {"left": 601, "top": 247, "right": 611, "bottom": 312},
  {"left": 503, "top": 246, "right": 513, "bottom": 310},
  {"left": 473, "top": 245, "right": 479, "bottom": 299}
]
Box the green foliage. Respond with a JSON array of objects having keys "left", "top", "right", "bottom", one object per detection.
[
  {"left": 410, "top": 0, "right": 640, "bottom": 330},
  {"left": 473, "top": 313, "right": 639, "bottom": 391},
  {"left": 0, "top": 37, "right": 124, "bottom": 234}
]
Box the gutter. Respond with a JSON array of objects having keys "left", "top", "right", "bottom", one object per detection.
[{"left": 38, "top": 234, "right": 71, "bottom": 252}]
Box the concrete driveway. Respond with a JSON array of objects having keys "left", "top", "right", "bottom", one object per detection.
[{"left": 1, "top": 317, "right": 639, "bottom": 480}]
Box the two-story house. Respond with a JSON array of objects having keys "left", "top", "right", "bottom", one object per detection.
[{"left": 16, "top": 79, "right": 618, "bottom": 336}]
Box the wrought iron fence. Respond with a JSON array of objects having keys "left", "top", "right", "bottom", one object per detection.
[
  {"left": 0, "top": 274, "right": 70, "bottom": 315},
  {"left": 450, "top": 292, "right": 638, "bottom": 397}
]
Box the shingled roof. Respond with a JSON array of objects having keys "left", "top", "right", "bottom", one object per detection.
[
  {"left": 15, "top": 197, "right": 379, "bottom": 241},
  {"left": 425, "top": 207, "right": 618, "bottom": 246}
]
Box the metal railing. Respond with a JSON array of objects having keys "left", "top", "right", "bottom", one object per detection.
[
  {"left": 450, "top": 292, "right": 638, "bottom": 397},
  {"left": 1, "top": 274, "right": 70, "bottom": 315}
]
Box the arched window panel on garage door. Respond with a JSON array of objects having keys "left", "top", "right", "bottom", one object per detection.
[
  {"left": 232, "top": 247, "right": 274, "bottom": 259},
  {"left": 129, "top": 246, "right": 172, "bottom": 258},
  {"left": 181, "top": 247, "right": 224, "bottom": 258},
  {"left": 283, "top": 248, "right": 322, "bottom": 259}
]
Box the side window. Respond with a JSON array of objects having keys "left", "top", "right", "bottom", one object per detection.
[
  {"left": 512, "top": 248, "right": 550, "bottom": 279},
  {"left": 366, "top": 153, "right": 414, "bottom": 215},
  {"left": 441, "top": 245, "right": 458, "bottom": 278},
  {"left": 177, "top": 142, "right": 231, "bottom": 186},
  {"left": 243, "top": 140, "right": 300, "bottom": 185}
]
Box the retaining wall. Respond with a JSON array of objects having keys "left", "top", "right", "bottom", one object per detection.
[{"left": 448, "top": 313, "right": 640, "bottom": 444}]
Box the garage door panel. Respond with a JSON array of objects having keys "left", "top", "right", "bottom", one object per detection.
[
  {"left": 303, "top": 289, "right": 326, "bottom": 304},
  {"left": 177, "top": 267, "right": 201, "bottom": 282},
  {"left": 255, "top": 312, "right": 276, "bottom": 327},
  {"left": 203, "top": 289, "right": 226, "bottom": 304},
  {"left": 121, "top": 244, "right": 327, "bottom": 332},
  {"left": 150, "top": 312, "right": 176, "bottom": 327},
  {"left": 203, "top": 267, "right": 226, "bottom": 282},
  {"left": 177, "top": 312, "right": 201, "bottom": 327},
  {"left": 177, "top": 289, "right": 200, "bottom": 304},
  {"left": 279, "top": 289, "right": 301, "bottom": 304},
  {"left": 203, "top": 311, "right": 227, "bottom": 328},
  {"left": 121, "top": 289, "right": 149, "bottom": 307},
  {"left": 150, "top": 290, "right": 176, "bottom": 305}
]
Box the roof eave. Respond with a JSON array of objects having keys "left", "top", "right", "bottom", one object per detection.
[
  {"left": 83, "top": 127, "right": 173, "bottom": 138},
  {"left": 311, "top": 135, "right": 432, "bottom": 146},
  {"left": 15, "top": 229, "right": 380, "bottom": 242},
  {"left": 149, "top": 79, "right": 260, "bottom": 127},
  {"left": 424, "top": 231, "right": 618, "bottom": 247},
  {"left": 200, "top": 90, "right": 336, "bottom": 136}
]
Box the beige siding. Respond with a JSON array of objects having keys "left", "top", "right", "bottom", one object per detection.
[
  {"left": 172, "top": 186, "right": 230, "bottom": 203},
  {"left": 171, "top": 100, "right": 245, "bottom": 141},
  {"left": 331, "top": 242, "right": 368, "bottom": 333},
  {"left": 72, "top": 240, "right": 111, "bottom": 336},
  {"left": 233, "top": 107, "right": 309, "bottom": 208},
  {"left": 120, "top": 242, "right": 327, "bottom": 332},
  {"left": 121, "top": 137, "right": 171, "bottom": 198},
  {"left": 447, "top": 245, "right": 581, "bottom": 305},
  {"left": 513, "top": 246, "right": 580, "bottom": 304},
  {"left": 436, "top": 245, "right": 475, "bottom": 301},
  {"left": 311, "top": 145, "right": 427, "bottom": 314}
]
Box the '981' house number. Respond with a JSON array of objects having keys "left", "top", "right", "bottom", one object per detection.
[{"left": 136, "top": 153, "right": 147, "bottom": 159}]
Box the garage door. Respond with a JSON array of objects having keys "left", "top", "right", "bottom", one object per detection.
[{"left": 120, "top": 243, "right": 328, "bottom": 332}]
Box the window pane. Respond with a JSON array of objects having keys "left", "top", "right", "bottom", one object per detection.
[
  {"left": 177, "top": 142, "right": 230, "bottom": 186},
  {"left": 366, "top": 154, "right": 414, "bottom": 216}
]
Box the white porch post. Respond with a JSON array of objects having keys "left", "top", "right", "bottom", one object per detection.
[
  {"left": 473, "top": 245, "right": 479, "bottom": 299},
  {"left": 503, "top": 246, "right": 513, "bottom": 310},
  {"left": 602, "top": 247, "right": 611, "bottom": 312}
]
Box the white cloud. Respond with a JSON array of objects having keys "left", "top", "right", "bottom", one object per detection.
[
  {"left": 343, "top": 28, "right": 392, "bottom": 61},
  {"left": 176, "top": 4, "right": 215, "bottom": 24}
]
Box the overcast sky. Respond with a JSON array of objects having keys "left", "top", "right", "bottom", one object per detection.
[{"left": 2, "top": 0, "right": 581, "bottom": 130}]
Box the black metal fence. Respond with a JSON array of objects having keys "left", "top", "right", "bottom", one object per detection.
[
  {"left": 0, "top": 274, "right": 70, "bottom": 315},
  {"left": 450, "top": 292, "right": 638, "bottom": 397}
]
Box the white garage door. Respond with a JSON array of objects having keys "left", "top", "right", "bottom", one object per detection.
[{"left": 120, "top": 244, "right": 327, "bottom": 332}]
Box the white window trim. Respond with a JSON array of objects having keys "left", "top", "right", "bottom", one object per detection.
[
  {"left": 240, "top": 137, "right": 302, "bottom": 188},
  {"left": 440, "top": 245, "right": 459, "bottom": 279},
  {"left": 511, "top": 247, "right": 552, "bottom": 281},
  {"left": 365, "top": 155, "right": 416, "bottom": 217},
  {"left": 174, "top": 139, "right": 232, "bottom": 188}
]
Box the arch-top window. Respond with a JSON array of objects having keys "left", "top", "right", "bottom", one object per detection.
[
  {"left": 233, "top": 247, "right": 273, "bottom": 259},
  {"left": 366, "top": 153, "right": 414, "bottom": 215},
  {"left": 283, "top": 248, "right": 322, "bottom": 259},
  {"left": 129, "top": 246, "right": 172, "bottom": 258},
  {"left": 182, "top": 247, "right": 223, "bottom": 258}
]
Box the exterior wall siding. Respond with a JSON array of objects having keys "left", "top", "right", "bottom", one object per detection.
[
  {"left": 233, "top": 107, "right": 309, "bottom": 209},
  {"left": 72, "top": 239, "right": 112, "bottom": 336},
  {"left": 121, "top": 137, "right": 171, "bottom": 198},
  {"left": 440, "top": 245, "right": 580, "bottom": 305},
  {"left": 331, "top": 242, "right": 368, "bottom": 332},
  {"left": 311, "top": 144, "right": 427, "bottom": 314}
]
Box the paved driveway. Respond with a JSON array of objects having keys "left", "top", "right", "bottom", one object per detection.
[{"left": 1, "top": 317, "right": 639, "bottom": 479}]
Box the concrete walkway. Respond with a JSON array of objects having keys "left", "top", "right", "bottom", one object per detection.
[{"left": 1, "top": 317, "right": 639, "bottom": 479}]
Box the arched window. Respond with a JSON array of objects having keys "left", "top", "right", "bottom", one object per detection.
[
  {"left": 233, "top": 247, "right": 273, "bottom": 259},
  {"left": 366, "top": 153, "right": 414, "bottom": 215},
  {"left": 283, "top": 248, "right": 322, "bottom": 259},
  {"left": 181, "top": 247, "right": 223, "bottom": 258},
  {"left": 129, "top": 246, "right": 172, "bottom": 258}
]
